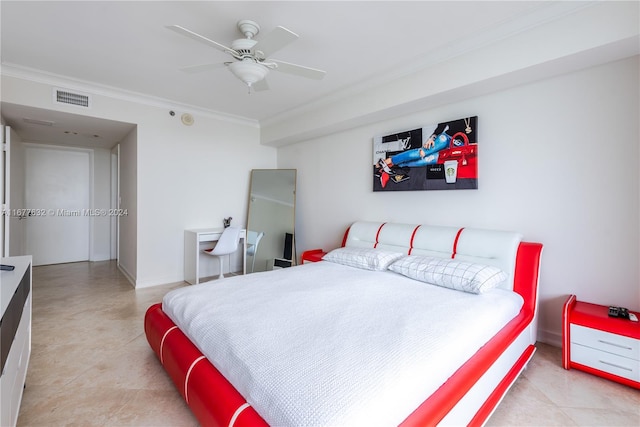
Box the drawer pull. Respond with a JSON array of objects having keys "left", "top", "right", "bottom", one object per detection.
[
  {"left": 597, "top": 339, "right": 633, "bottom": 351},
  {"left": 599, "top": 360, "right": 633, "bottom": 372}
]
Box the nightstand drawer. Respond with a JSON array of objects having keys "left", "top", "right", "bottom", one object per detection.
[
  {"left": 571, "top": 342, "right": 640, "bottom": 382},
  {"left": 571, "top": 324, "right": 639, "bottom": 360}
]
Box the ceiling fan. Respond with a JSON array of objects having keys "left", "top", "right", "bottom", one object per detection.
[{"left": 167, "top": 20, "right": 326, "bottom": 92}]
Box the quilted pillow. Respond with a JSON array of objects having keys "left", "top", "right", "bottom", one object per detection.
[
  {"left": 388, "top": 255, "right": 507, "bottom": 294},
  {"left": 322, "top": 247, "right": 405, "bottom": 271}
]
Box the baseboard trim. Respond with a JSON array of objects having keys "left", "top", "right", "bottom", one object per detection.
[
  {"left": 537, "top": 328, "right": 562, "bottom": 348},
  {"left": 117, "top": 263, "right": 136, "bottom": 288}
]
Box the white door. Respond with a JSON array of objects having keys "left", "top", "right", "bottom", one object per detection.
[{"left": 25, "top": 145, "right": 91, "bottom": 265}]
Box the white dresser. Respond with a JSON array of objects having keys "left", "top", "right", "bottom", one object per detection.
[{"left": 1, "top": 256, "right": 32, "bottom": 427}]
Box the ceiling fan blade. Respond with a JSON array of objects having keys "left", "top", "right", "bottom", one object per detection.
[
  {"left": 253, "top": 79, "right": 270, "bottom": 92},
  {"left": 252, "top": 26, "right": 298, "bottom": 58},
  {"left": 179, "top": 63, "right": 227, "bottom": 74},
  {"left": 167, "top": 25, "right": 238, "bottom": 56},
  {"left": 270, "top": 59, "right": 326, "bottom": 80}
]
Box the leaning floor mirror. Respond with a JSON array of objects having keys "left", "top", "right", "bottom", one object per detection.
[{"left": 246, "top": 169, "right": 296, "bottom": 273}]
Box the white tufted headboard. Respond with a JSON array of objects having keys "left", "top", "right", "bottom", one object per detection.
[{"left": 343, "top": 221, "right": 523, "bottom": 291}]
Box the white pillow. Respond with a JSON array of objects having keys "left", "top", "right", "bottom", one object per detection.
[
  {"left": 388, "top": 255, "right": 507, "bottom": 294},
  {"left": 322, "top": 247, "right": 405, "bottom": 271}
]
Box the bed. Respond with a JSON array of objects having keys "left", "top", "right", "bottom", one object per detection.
[{"left": 145, "top": 221, "right": 543, "bottom": 426}]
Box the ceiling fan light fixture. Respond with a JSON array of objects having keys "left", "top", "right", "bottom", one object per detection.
[
  {"left": 169, "top": 18, "right": 326, "bottom": 92},
  {"left": 228, "top": 59, "right": 269, "bottom": 89}
]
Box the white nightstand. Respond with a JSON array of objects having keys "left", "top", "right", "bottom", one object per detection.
[{"left": 562, "top": 295, "right": 639, "bottom": 389}]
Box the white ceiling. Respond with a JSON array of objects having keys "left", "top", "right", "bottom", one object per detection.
[{"left": 0, "top": 1, "right": 594, "bottom": 147}]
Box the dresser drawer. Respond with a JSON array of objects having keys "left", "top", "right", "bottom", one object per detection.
[
  {"left": 571, "top": 342, "right": 640, "bottom": 382},
  {"left": 570, "top": 324, "right": 639, "bottom": 360}
]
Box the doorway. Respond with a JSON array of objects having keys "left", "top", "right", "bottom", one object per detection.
[{"left": 1, "top": 103, "right": 135, "bottom": 266}]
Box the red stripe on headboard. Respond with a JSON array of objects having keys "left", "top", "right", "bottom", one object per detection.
[
  {"left": 341, "top": 226, "right": 352, "bottom": 247},
  {"left": 452, "top": 227, "right": 464, "bottom": 258},
  {"left": 408, "top": 225, "right": 421, "bottom": 255},
  {"left": 373, "top": 223, "right": 387, "bottom": 248}
]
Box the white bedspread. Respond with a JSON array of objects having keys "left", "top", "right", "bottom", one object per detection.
[{"left": 162, "top": 261, "right": 523, "bottom": 427}]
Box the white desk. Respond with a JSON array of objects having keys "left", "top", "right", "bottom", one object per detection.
[{"left": 184, "top": 228, "right": 246, "bottom": 285}]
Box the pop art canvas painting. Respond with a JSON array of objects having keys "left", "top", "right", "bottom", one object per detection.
[{"left": 373, "top": 116, "right": 478, "bottom": 191}]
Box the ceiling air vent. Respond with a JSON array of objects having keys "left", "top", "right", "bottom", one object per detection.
[{"left": 54, "top": 88, "right": 91, "bottom": 108}]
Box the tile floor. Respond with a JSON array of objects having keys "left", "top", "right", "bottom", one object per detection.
[{"left": 17, "top": 261, "right": 640, "bottom": 426}]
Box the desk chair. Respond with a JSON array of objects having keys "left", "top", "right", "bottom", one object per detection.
[
  {"left": 202, "top": 226, "right": 241, "bottom": 280},
  {"left": 246, "top": 231, "right": 265, "bottom": 273}
]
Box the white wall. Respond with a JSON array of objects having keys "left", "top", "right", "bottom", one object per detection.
[
  {"left": 8, "top": 128, "right": 25, "bottom": 257},
  {"left": 91, "top": 147, "right": 112, "bottom": 261},
  {"left": 278, "top": 56, "right": 640, "bottom": 345},
  {"left": 117, "top": 127, "right": 137, "bottom": 282},
  {"left": 1, "top": 72, "right": 276, "bottom": 287},
  {"left": 134, "top": 106, "right": 274, "bottom": 287}
]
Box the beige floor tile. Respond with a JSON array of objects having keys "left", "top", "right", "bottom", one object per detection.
[
  {"left": 560, "top": 407, "right": 640, "bottom": 426},
  {"left": 523, "top": 344, "right": 640, "bottom": 415},
  {"left": 105, "top": 389, "right": 199, "bottom": 427},
  {"left": 19, "top": 386, "right": 135, "bottom": 426},
  {"left": 486, "top": 375, "right": 579, "bottom": 426}
]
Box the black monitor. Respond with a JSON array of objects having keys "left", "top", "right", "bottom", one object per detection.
[{"left": 283, "top": 232, "right": 293, "bottom": 261}]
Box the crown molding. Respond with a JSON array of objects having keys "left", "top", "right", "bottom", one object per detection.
[
  {"left": 1, "top": 63, "right": 259, "bottom": 128},
  {"left": 259, "top": 1, "right": 596, "bottom": 129}
]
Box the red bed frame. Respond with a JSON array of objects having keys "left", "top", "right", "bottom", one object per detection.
[{"left": 145, "top": 226, "right": 542, "bottom": 427}]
